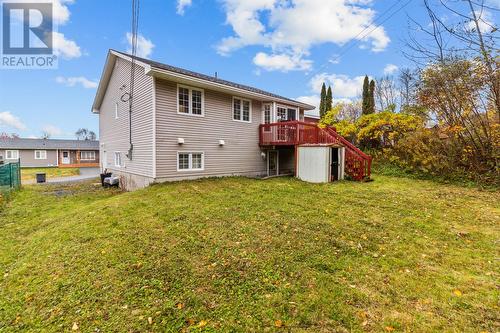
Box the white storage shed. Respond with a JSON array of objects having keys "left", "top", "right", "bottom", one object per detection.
[{"left": 296, "top": 144, "right": 345, "bottom": 183}]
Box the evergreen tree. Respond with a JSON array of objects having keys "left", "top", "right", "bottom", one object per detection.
[
  {"left": 319, "top": 83, "right": 327, "bottom": 118},
  {"left": 362, "top": 75, "right": 370, "bottom": 115},
  {"left": 326, "top": 86, "right": 333, "bottom": 112},
  {"left": 369, "top": 79, "right": 376, "bottom": 114}
]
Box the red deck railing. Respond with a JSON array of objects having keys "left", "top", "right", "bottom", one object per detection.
[{"left": 259, "top": 121, "right": 372, "bottom": 181}]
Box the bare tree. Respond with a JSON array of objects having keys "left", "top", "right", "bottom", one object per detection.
[
  {"left": 337, "top": 100, "right": 363, "bottom": 122},
  {"left": 75, "top": 128, "right": 97, "bottom": 141},
  {"left": 375, "top": 76, "right": 398, "bottom": 111},
  {"left": 398, "top": 67, "right": 418, "bottom": 108},
  {"left": 405, "top": 0, "right": 499, "bottom": 171},
  {"left": 0, "top": 132, "right": 20, "bottom": 139},
  {"left": 406, "top": 0, "right": 499, "bottom": 118}
]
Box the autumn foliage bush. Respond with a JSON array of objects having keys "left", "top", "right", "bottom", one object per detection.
[{"left": 321, "top": 102, "right": 499, "bottom": 186}]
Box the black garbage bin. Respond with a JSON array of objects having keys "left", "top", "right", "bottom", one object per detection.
[
  {"left": 36, "top": 173, "right": 46, "bottom": 183},
  {"left": 100, "top": 172, "right": 112, "bottom": 186}
]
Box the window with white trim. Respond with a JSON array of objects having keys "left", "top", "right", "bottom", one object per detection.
[
  {"left": 115, "top": 102, "right": 119, "bottom": 119},
  {"left": 177, "top": 152, "right": 204, "bottom": 171},
  {"left": 80, "top": 151, "right": 96, "bottom": 160},
  {"left": 114, "top": 152, "right": 122, "bottom": 167},
  {"left": 277, "top": 106, "right": 287, "bottom": 122},
  {"left": 263, "top": 104, "right": 272, "bottom": 124},
  {"left": 178, "top": 85, "right": 204, "bottom": 116},
  {"left": 233, "top": 97, "right": 251, "bottom": 122},
  {"left": 6, "top": 150, "right": 18, "bottom": 159},
  {"left": 34, "top": 150, "right": 47, "bottom": 160}
]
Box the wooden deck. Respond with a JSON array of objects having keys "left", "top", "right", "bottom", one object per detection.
[
  {"left": 59, "top": 163, "right": 99, "bottom": 168},
  {"left": 259, "top": 121, "right": 372, "bottom": 181},
  {"left": 259, "top": 121, "right": 334, "bottom": 146}
]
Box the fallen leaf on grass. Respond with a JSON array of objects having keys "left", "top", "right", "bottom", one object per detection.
[
  {"left": 72, "top": 322, "right": 79, "bottom": 331},
  {"left": 453, "top": 289, "right": 462, "bottom": 296},
  {"left": 274, "top": 320, "right": 283, "bottom": 328},
  {"left": 196, "top": 320, "right": 208, "bottom": 328},
  {"left": 148, "top": 317, "right": 153, "bottom": 325},
  {"left": 385, "top": 326, "right": 395, "bottom": 332},
  {"left": 176, "top": 302, "right": 184, "bottom": 309}
]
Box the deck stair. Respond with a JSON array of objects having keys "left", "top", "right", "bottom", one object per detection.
[{"left": 259, "top": 121, "right": 372, "bottom": 181}]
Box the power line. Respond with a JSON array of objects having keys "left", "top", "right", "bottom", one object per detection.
[
  {"left": 310, "top": 0, "right": 414, "bottom": 77},
  {"left": 127, "top": 0, "right": 140, "bottom": 160},
  {"left": 334, "top": 0, "right": 414, "bottom": 61}
]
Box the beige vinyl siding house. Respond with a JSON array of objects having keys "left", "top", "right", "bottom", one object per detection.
[
  {"left": 0, "top": 149, "right": 58, "bottom": 167},
  {"left": 0, "top": 139, "right": 99, "bottom": 168},
  {"left": 92, "top": 50, "right": 315, "bottom": 190},
  {"left": 155, "top": 79, "right": 268, "bottom": 181},
  {"left": 97, "top": 56, "right": 154, "bottom": 188}
]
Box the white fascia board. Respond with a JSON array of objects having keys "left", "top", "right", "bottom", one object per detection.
[
  {"left": 146, "top": 68, "right": 315, "bottom": 110},
  {"left": 92, "top": 50, "right": 152, "bottom": 114}
]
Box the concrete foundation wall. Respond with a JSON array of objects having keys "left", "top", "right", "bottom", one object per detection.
[
  {"left": 110, "top": 170, "right": 155, "bottom": 191},
  {"left": 154, "top": 170, "right": 266, "bottom": 184}
]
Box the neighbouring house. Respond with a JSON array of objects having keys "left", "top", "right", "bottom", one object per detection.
[
  {"left": 304, "top": 113, "right": 320, "bottom": 123},
  {"left": 92, "top": 50, "right": 371, "bottom": 190},
  {"left": 0, "top": 138, "right": 99, "bottom": 168}
]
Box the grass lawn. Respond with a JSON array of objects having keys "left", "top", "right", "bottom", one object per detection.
[
  {"left": 0, "top": 174, "right": 498, "bottom": 332},
  {"left": 21, "top": 167, "right": 80, "bottom": 182}
]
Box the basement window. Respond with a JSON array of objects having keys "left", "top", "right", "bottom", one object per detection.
[
  {"left": 114, "top": 152, "right": 122, "bottom": 167},
  {"left": 177, "top": 152, "right": 204, "bottom": 171}
]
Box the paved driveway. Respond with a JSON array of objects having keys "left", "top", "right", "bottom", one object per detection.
[{"left": 23, "top": 167, "right": 100, "bottom": 185}]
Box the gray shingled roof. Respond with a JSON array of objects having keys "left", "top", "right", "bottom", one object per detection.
[
  {"left": 0, "top": 138, "right": 99, "bottom": 150},
  {"left": 113, "top": 50, "right": 315, "bottom": 109}
]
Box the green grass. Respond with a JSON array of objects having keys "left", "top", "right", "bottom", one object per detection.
[
  {"left": 20, "top": 168, "right": 80, "bottom": 182},
  {"left": 371, "top": 159, "right": 500, "bottom": 191},
  {"left": 0, "top": 175, "right": 498, "bottom": 332}
]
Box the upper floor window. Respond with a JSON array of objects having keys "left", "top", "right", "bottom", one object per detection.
[
  {"left": 263, "top": 104, "right": 272, "bottom": 124},
  {"left": 80, "top": 151, "right": 96, "bottom": 160},
  {"left": 115, "top": 102, "right": 119, "bottom": 119},
  {"left": 6, "top": 150, "right": 18, "bottom": 159},
  {"left": 34, "top": 150, "right": 47, "bottom": 160},
  {"left": 178, "top": 85, "right": 204, "bottom": 116},
  {"left": 277, "top": 106, "right": 287, "bottom": 122},
  {"left": 277, "top": 105, "right": 298, "bottom": 122},
  {"left": 233, "top": 97, "right": 251, "bottom": 122}
]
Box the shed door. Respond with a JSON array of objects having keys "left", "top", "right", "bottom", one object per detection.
[{"left": 331, "top": 148, "right": 339, "bottom": 181}]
